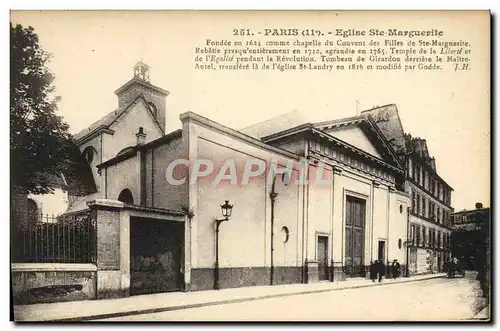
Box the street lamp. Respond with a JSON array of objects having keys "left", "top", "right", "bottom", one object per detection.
[{"left": 214, "top": 200, "right": 234, "bottom": 290}]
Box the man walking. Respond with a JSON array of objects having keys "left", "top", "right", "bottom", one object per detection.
[
  {"left": 378, "top": 260, "right": 386, "bottom": 282},
  {"left": 391, "top": 259, "right": 401, "bottom": 279}
]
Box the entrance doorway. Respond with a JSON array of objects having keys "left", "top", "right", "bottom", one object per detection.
[
  {"left": 345, "top": 196, "right": 366, "bottom": 277},
  {"left": 317, "top": 235, "right": 329, "bottom": 281},
  {"left": 378, "top": 240, "right": 386, "bottom": 262},
  {"left": 130, "top": 217, "right": 184, "bottom": 295}
]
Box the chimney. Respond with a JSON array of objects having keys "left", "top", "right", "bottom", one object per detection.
[
  {"left": 136, "top": 127, "right": 146, "bottom": 145},
  {"left": 475, "top": 202, "right": 483, "bottom": 209}
]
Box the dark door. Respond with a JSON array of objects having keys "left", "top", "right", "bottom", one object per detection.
[
  {"left": 378, "top": 240, "right": 386, "bottom": 262},
  {"left": 345, "top": 196, "right": 366, "bottom": 277},
  {"left": 130, "top": 217, "right": 184, "bottom": 295},
  {"left": 317, "top": 236, "right": 329, "bottom": 281}
]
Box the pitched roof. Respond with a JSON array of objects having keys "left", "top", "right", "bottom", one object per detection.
[
  {"left": 240, "top": 110, "right": 310, "bottom": 139},
  {"left": 73, "top": 103, "right": 130, "bottom": 142},
  {"left": 73, "top": 94, "right": 164, "bottom": 143}
]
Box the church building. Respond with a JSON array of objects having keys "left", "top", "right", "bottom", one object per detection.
[
  {"left": 12, "top": 63, "right": 413, "bottom": 304},
  {"left": 83, "top": 63, "right": 410, "bottom": 295}
]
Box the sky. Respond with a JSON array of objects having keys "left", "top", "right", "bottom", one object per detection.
[{"left": 9, "top": 10, "right": 490, "bottom": 211}]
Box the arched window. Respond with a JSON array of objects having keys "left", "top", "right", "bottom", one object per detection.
[
  {"left": 147, "top": 102, "right": 158, "bottom": 118},
  {"left": 82, "top": 146, "right": 98, "bottom": 164},
  {"left": 118, "top": 189, "right": 134, "bottom": 204},
  {"left": 281, "top": 226, "right": 290, "bottom": 243},
  {"left": 27, "top": 198, "right": 38, "bottom": 223}
]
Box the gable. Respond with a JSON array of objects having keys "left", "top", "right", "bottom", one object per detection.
[
  {"left": 322, "top": 125, "right": 384, "bottom": 159},
  {"left": 74, "top": 94, "right": 164, "bottom": 145},
  {"left": 102, "top": 101, "right": 164, "bottom": 161}
]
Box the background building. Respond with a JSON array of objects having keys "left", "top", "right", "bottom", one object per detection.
[
  {"left": 362, "top": 105, "right": 454, "bottom": 275},
  {"left": 451, "top": 203, "right": 490, "bottom": 305},
  {"left": 451, "top": 203, "right": 490, "bottom": 270}
]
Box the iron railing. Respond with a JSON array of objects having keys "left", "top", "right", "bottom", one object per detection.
[{"left": 11, "top": 211, "right": 96, "bottom": 264}]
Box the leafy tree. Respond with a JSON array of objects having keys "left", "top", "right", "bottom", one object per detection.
[{"left": 10, "top": 23, "right": 75, "bottom": 195}]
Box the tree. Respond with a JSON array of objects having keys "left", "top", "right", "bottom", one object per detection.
[{"left": 10, "top": 22, "right": 76, "bottom": 195}]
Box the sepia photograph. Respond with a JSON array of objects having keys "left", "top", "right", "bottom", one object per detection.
[{"left": 9, "top": 10, "right": 491, "bottom": 322}]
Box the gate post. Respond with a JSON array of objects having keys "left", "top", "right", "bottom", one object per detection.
[{"left": 87, "top": 199, "right": 127, "bottom": 299}]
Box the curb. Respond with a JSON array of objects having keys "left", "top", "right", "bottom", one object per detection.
[{"left": 29, "top": 275, "right": 445, "bottom": 322}]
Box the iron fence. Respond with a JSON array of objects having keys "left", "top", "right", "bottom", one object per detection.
[{"left": 11, "top": 211, "right": 96, "bottom": 263}]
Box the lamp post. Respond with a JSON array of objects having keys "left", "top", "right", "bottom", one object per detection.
[
  {"left": 214, "top": 200, "right": 234, "bottom": 290},
  {"left": 269, "top": 179, "right": 278, "bottom": 286}
]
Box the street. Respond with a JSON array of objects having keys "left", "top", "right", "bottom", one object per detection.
[{"left": 99, "top": 272, "right": 486, "bottom": 321}]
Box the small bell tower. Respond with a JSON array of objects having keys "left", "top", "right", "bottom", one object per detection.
[
  {"left": 134, "top": 61, "right": 150, "bottom": 82},
  {"left": 115, "top": 61, "right": 169, "bottom": 133}
]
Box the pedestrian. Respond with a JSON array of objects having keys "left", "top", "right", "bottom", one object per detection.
[
  {"left": 391, "top": 259, "right": 401, "bottom": 279},
  {"left": 378, "top": 260, "right": 386, "bottom": 282},
  {"left": 369, "top": 261, "right": 377, "bottom": 282}
]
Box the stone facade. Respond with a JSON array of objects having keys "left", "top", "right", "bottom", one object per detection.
[
  {"left": 11, "top": 264, "right": 97, "bottom": 305},
  {"left": 97, "top": 110, "right": 409, "bottom": 292}
]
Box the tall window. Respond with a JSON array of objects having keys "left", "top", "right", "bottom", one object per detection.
[
  {"left": 422, "top": 226, "right": 427, "bottom": 246},
  {"left": 422, "top": 171, "right": 426, "bottom": 189},
  {"left": 437, "top": 207, "right": 441, "bottom": 224},
  {"left": 412, "top": 192, "right": 416, "bottom": 213},
  {"left": 437, "top": 232, "right": 441, "bottom": 248},
  {"left": 411, "top": 224, "right": 416, "bottom": 244},
  {"left": 416, "top": 226, "right": 421, "bottom": 246},
  {"left": 416, "top": 165, "right": 421, "bottom": 184},
  {"left": 416, "top": 194, "right": 421, "bottom": 215},
  {"left": 422, "top": 197, "right": 426, "bottom": 217}
]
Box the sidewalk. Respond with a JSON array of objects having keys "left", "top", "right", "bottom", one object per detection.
[{"left": 14, "top": 273, "right": 445, "bottom": 322}]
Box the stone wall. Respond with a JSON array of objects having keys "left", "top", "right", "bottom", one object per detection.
[{"left": 11, "top": 264, "right": 97, "bottom": 305}]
